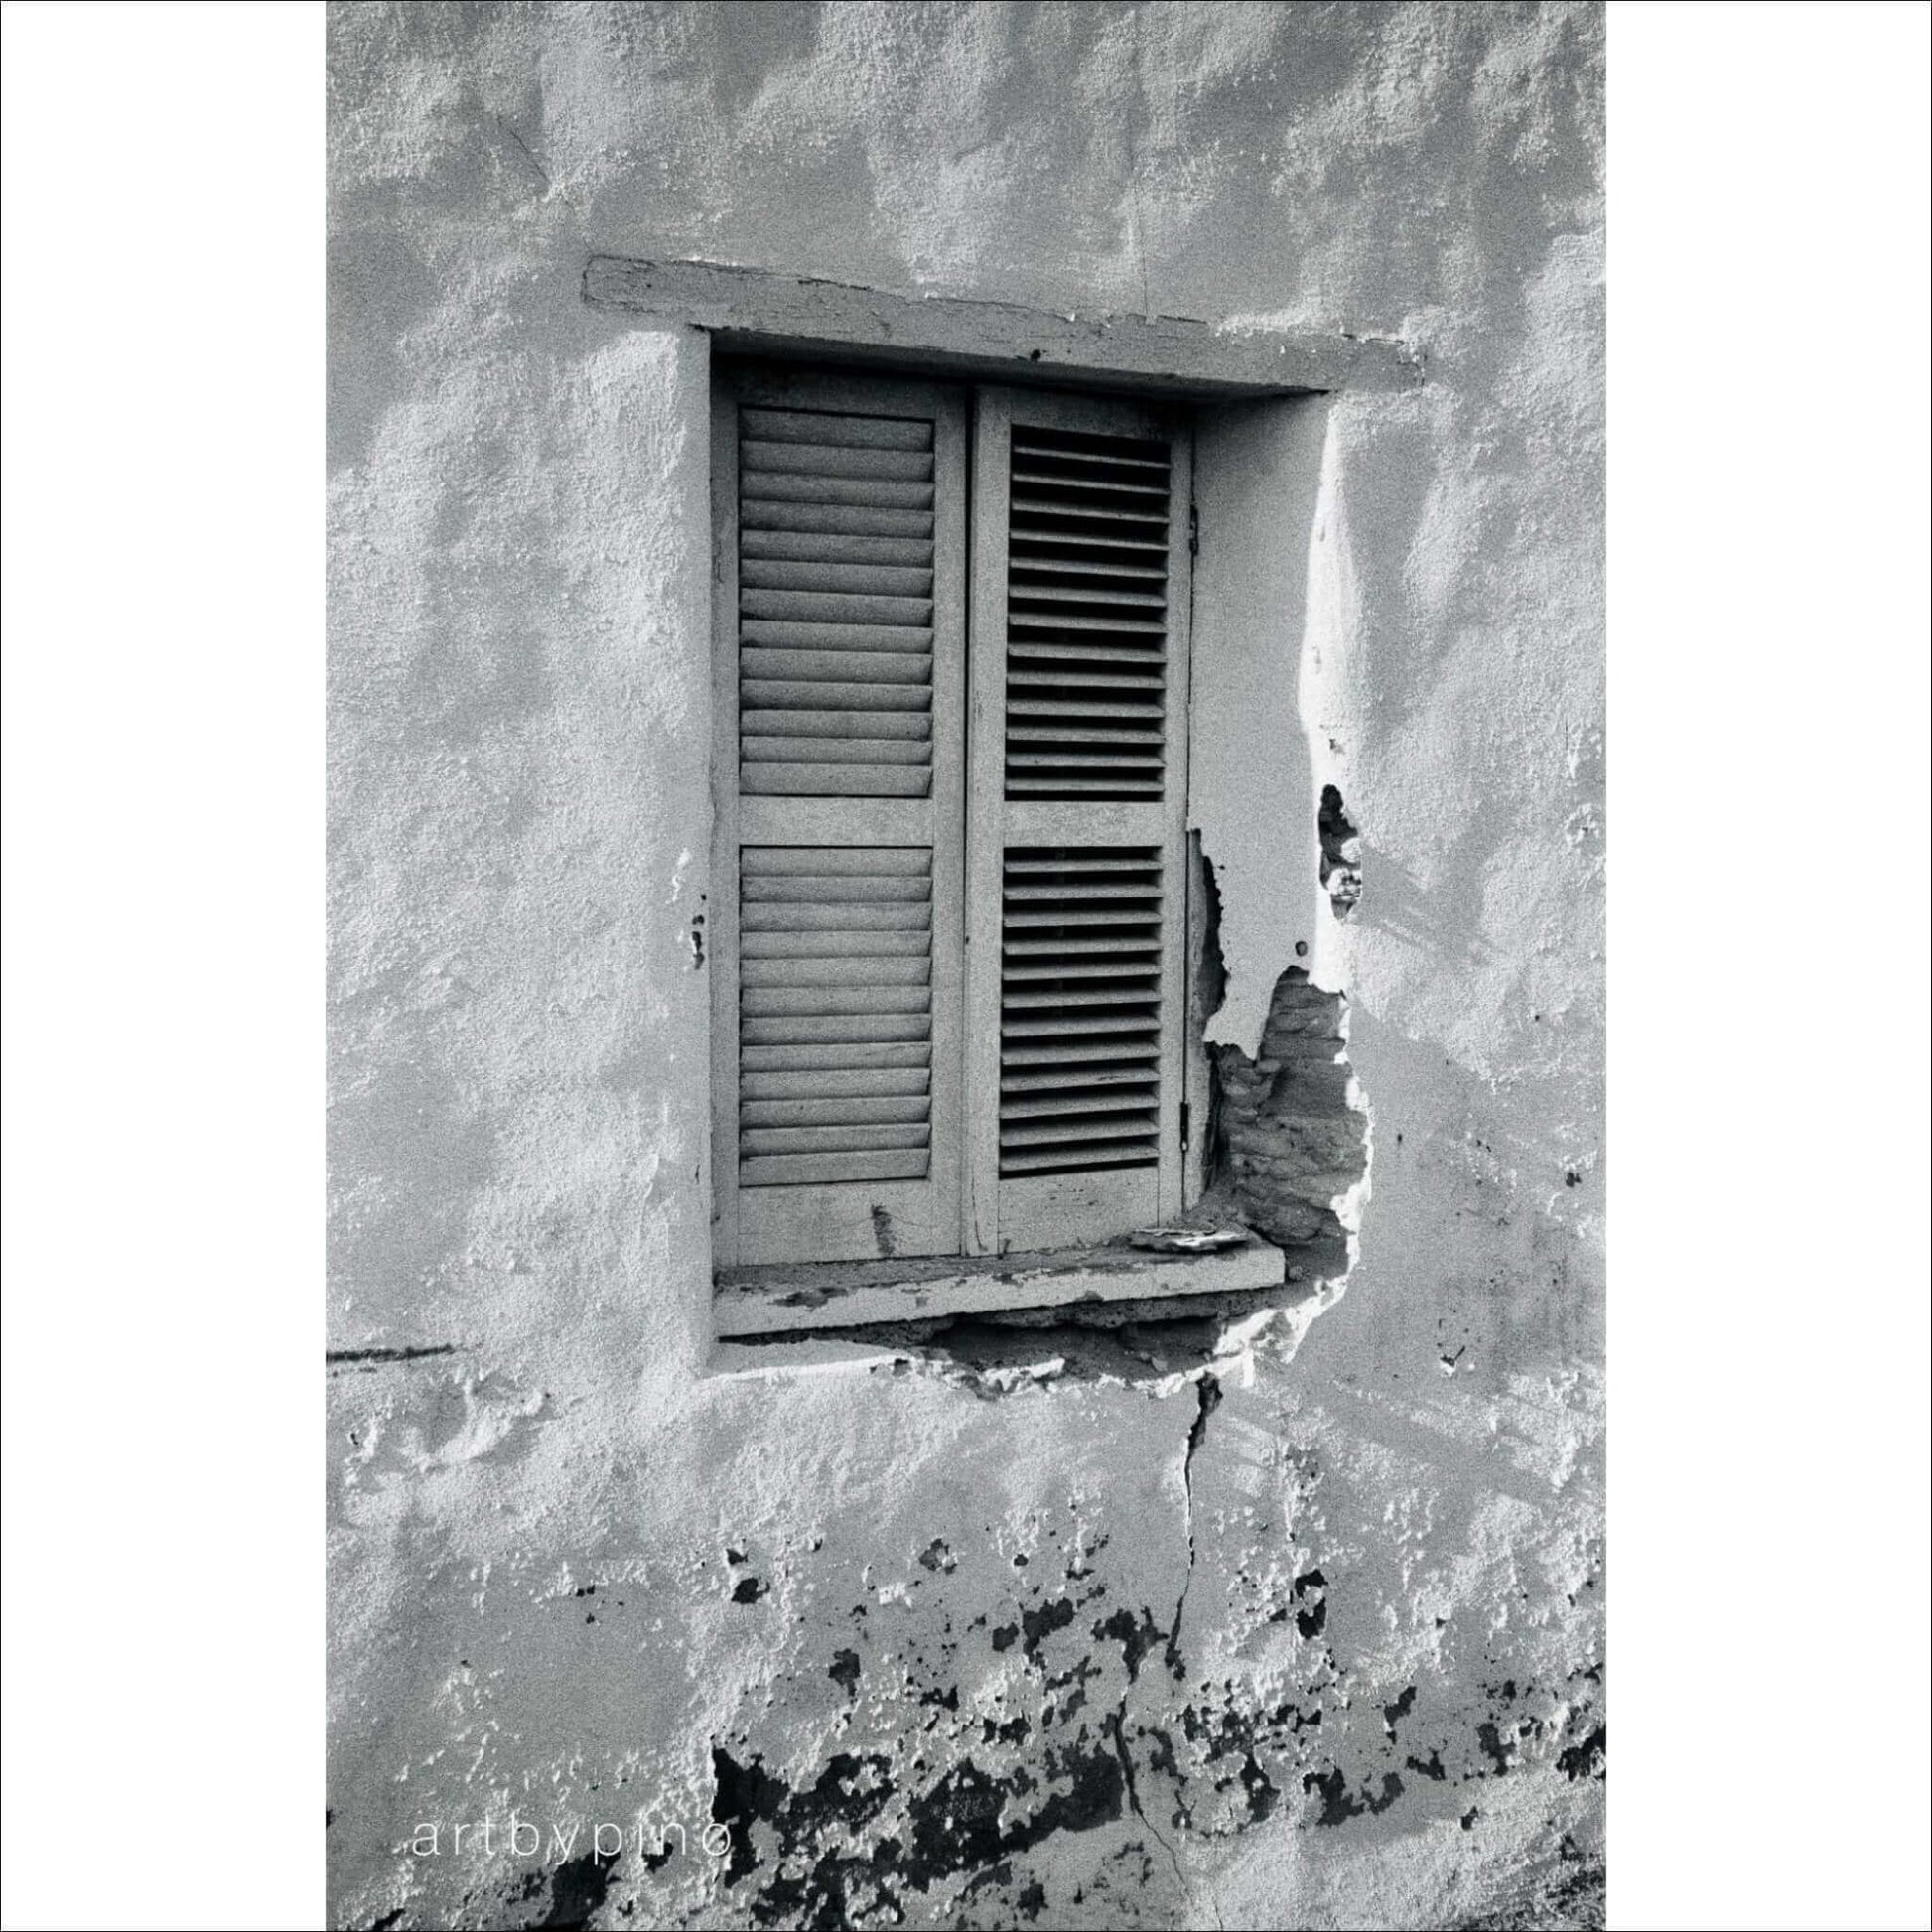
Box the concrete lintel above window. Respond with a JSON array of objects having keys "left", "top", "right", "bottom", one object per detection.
[
  {"left": 584, "top": 255, "right": 1420, "bottom": 400},
  {"left": 714, "top": 1236, "right": 1286, "bottom": 1339}
]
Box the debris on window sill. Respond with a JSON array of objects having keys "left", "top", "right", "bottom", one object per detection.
[{"left": 714, "top": 1229, "right": 1285, "bottom": 1339}]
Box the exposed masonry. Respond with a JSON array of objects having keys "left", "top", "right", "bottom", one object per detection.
[
  {"left": 1207, "top": 968, "right": 1367, "bottom": 1256},
  {"left": 1317, "top": 785, "right": 1362, "bottom": 922}
]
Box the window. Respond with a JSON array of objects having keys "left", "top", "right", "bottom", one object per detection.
[{"left": 710, "top": 364, "right": 1197, "bottom": 1273}]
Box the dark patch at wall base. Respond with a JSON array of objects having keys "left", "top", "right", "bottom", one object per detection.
[
  {"left": 707, "top": 1735, "right": 1133, "bottom": 1927},
  {"left": 531, "top": 1850, "right": 618, "bottom": 1930},
  {"left": 1556, "top": 1724, "right": 1605, "bottom": 1781}
]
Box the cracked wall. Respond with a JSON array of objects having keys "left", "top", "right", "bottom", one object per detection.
[{"left": 328, "top": 5, "right": 1604, "bottom": 1928}]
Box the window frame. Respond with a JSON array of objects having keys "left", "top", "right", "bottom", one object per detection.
[{"left": 710, "top": 360, "right": 1200, "bottom": 1273}]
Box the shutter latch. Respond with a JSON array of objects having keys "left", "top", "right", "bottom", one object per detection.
[
  {"left": 1179, "top": 1100, "right": 1191, "bottom": 1150},
  {"left": 1188, "top": 503, "right": 1199, "bottom": 559}
]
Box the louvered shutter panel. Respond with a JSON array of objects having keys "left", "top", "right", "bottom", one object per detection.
[
  {"left": 963, "top": 389, "right": 1193, "bottom": 1253},
  {"left": 713, "top": 370, "right": 967, "bottom": 1267}
]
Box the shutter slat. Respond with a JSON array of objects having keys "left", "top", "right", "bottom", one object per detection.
[
  {"left": 743, "top": 648, "right": 932, "bottom": 686},
  {"left": 1010, "top": 468, "right": 1169, "bottom": 498},
  {"left": 1009, "top": 749, "right": 1164, "bottom": 765},
  {"left": 741, "top": 589, "right": 935, "bottom": 625},
  {"left": 743, "top": 621, "right": 935, "bottom": 650},
  {"left": 1007, "top": 723, "right": 1163, "bottom": 741},
  {"left": 1004, "top": 854, "right": 1161, "bottom": 872},
  {"left": 744, "top": 929, "right": 933, "bottom": 959},
  {"left": 1003, "top": 909, "right": 1159, "bottom": 929},
  {"left": 741, "top": 708, "right": 931, "bottom": 741},
  {"left": 742, "top": 530, "right": 935, "bottom": 566},
  {"left": 746, "top": 736, "right": 931, "bottom": 767},
  {"left": 1000, "top": 1094, "right": 1157, "bottom": 1119},
  {"left": 742, "top": 500, "right": 935, "bottom": 538},
  {"left": 742, "top": 473, "right": 935, "bottom": 510},
  {"left": 1002, "top": 984, "right": 1158, "bottom": 1009},
  {"left": 743, "top": 955, "right": 930, "bottom": 984},
  {"left": 741, "top": 1123, "right": 930, "bottom": 1155},
  {"left": 744, "top": 874, "right": 932, "bottom": 901},
  {"left": 1000, "top": 1066, "right": 1157, "bottom": 1092},
  {"left": 742, "top": 440, "right": 934, "bottom": 483},
  {"left": 743, "top": 1014, "right": 933, "bottom": 1046},
  {"left": 998, "top": 1144, "right": 1157, "bottom": 1175},
  {"left": 1002, "top": 883, "right": 1160, "bottom": 900},
  {"left": 1011, "top": 432, "right": 1170, "bottom": 471},
  {"left": 1011, "top": 529, "right": 1166, "bottom": 553},
  {"left": 742, "top": 1121, "right": 931, "bottom": 1153},
  {"left": 741, "top": 679, "right": 930, "bottom": 711},
  {"left": 1012, "top": 585, "right": 1167, "bottom": 609},
  {"left": 1008, "top": 555, "right": 1168, "bottom": 581},
  {"left": 1003, "top": 960, "right": 1159, "bottom": 979},
  {"left": 740, "top": 1150, "right": 930, "bottom": 1187},
  {"left": 1008, "top": 776, "right": 1164, "bottom": 795},
  {"left": 743, "top": 1067, "right": 930, "bottom": 1100},
  {"left": 1005, "top": 709, "right": 1164, "bottom": 725},
  {"left": 744, "top": 847, "right": 930, "bottom": 875},
  {"left": 742, "top": 1095, "right": 931, "bottom": 1128},
  {"left": 736, "top": 762, "right": 931, "bottom": 796},
  {"left": 1001, "top": 1016, "right": 1161, "bottom": 1039},
  {"left": 1008, "top": 611, "right": 1168, "bottom": 634},
  {"left": 741, "top": 1040, "right": 932, "bottom": 1072},
  {"left": 745, "top": 987, "right": 930, "bottom": 1019},
  {"left": 743, "top": 407, "right": 933, "bottom": 452},
  {"left": 1001, "top": 1116, "right": 1158, "bottom": 1148},
  {"left": 1000, "top": 1039, "right": 1162, "bottom": 1066},
  {"left": 742, "top": 560, "right": 935, "bottom": 596},
  {"left": 1007, "top": 496, "right": 1168, "bottom": 527},
  {"left": 742, "top": 900, "right": 931, "bottom": 931},
  {"left": 1008, "top": 667, "right": 1164, "bottom": 691}
]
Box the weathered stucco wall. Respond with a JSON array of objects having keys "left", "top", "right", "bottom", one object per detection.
[{"left": 328, "top": 5, "right": 1605, "bottom": 1927}]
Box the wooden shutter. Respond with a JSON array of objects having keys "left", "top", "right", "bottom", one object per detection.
[
  {"left": 712, "top": 368, "right": 968, "bottom": 1267},
  {"left": 963, "top": 388, "right": 1193, "bottom": 1253}
]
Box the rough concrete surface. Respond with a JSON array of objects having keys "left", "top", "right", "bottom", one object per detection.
[{"left": 328, "top": 4, "right": 1605, "bottom": 1927}]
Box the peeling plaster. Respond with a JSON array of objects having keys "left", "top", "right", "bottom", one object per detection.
[{"left": 1189, "top": 393, "right": 1335, "bottom": 1058}]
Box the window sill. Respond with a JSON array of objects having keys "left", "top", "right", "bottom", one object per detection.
[{"left": 714, "top": 1233, "right": 1286, "bottom": 1338}]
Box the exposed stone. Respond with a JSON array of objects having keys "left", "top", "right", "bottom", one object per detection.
[{"left": 1210, "top": 970, "right": 1368, "bottom": 1251}]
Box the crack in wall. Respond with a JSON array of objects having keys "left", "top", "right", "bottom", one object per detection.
[
  {"left": 1108, "top": 1707, "right": 1193, "bottom": 1915},
  {"left": 1165, "top": 1372, "right": 1222, "bottom": 1674},
  {"left": 1095, "top": 1370, "right": 1233, "bottom": 1932}
]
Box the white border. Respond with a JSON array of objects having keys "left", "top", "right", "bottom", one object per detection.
[
  {"left": 1610, "top": 6, "right": 1930, "bottom": 1929},
  {"left": 2, "top": 5, "right": 324, "bottom": 1929}
]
